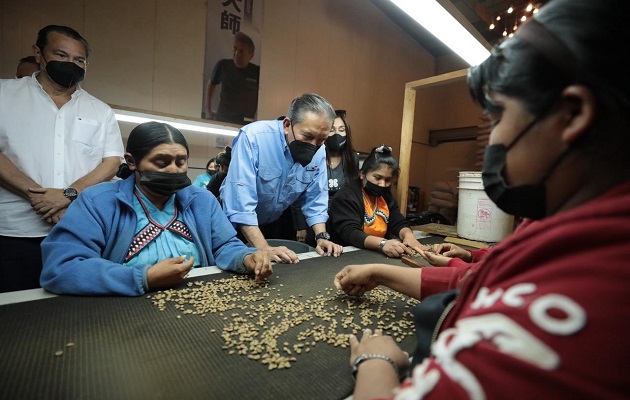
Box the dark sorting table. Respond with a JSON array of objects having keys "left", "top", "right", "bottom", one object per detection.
[{"left": 0, "top": 244, "right": 444, "bottom": 400}]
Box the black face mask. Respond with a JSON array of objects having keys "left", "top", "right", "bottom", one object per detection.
[
  {"left": 363, "top": 180, "right": 390, "bottom": 197},
  {"left": 138, "top": 170, "right": 191, "bottom": 197},
  {"left": 42, "top": 55, "right": 85, "bottom": 88},
  {"left": 482, "top": 118, "right": 570, "bottom": 220},
  {"left": 207, "top": 170, "right": 217, "bottom": 177},
  {"left": 288, "top": 123, "right": 321, "bottom": 167},
  {"left": 325, "top": 134, "right": 347, "bottom": 151}
]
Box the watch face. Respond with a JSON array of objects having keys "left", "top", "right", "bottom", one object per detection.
[
  {"left": 64, "top": 188, "right": 78, "bottom": 200},
  {"left": 316, "top": 232, "right": 331, "bottom": 241}
]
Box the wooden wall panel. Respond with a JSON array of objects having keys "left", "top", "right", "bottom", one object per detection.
[
  {"left": 0, "top": 0, "right": 83, "bottom": 77},
  {"left": 82, "top": 0, "right": 156, "bottom": 110},
  {"left": 427, "top": 80, "right": 480, "bottom": 129},
  {"left": 258, "top": 0, "right": 435, "bottom": 156},
  {"left": 435, "top": 53, "right": 468, "bottom": 75},
  {"left": 319, "top": 1, "right": 359, "bottom": 116},
  {"left": 256, "top": 0, "right": 299, "bottom": 119},
  {"left": 153, "top": 0, "right": 206, "bottom": 118},
  {"left": 292, "top": 1, "right": 330, "bottom": 96}
]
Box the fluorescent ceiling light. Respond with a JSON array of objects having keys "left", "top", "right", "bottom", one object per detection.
[
  {"left": 114, "top": 108, "right": 240, "bottom": 137},
  {"left": 388, "top": 0, "right": 491, "bottom": 66}
]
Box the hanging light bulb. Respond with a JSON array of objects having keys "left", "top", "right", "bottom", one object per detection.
[
  {"left": 489, "top": 22, "right": 495, "bottom": 29},
  {"left": 508, "top": 32, "right": 514, "bottom": 37},
  {"left": 533, "top": 8, "right": 539, "bottom": 14},
  {"left": 507, "top": 6, "right": 514, "bottom": 13},
  {"left": 526, "top": 3, "right": 533, "bottom": 12},
  {"left": 496, "top": 15, "right": 501, "bottom": 21},
  {"left": 521, "top": 15, "right": 527, "bottom": 22},
  {"left": 503, "top": 29, "right": 508, "bottom": 36}
]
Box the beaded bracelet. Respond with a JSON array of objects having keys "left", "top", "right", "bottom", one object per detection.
[{"left": 351, "top": 353, "right": 399, "bottom": 378}]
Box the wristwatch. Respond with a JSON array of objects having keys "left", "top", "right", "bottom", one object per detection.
[
  {"left": 379, "top": 238, "right": 388, "bottom": 251},
  {"left": 63, "top": 187, "right": 78, "bottom": 202},
  {"left": 315, "top": 231, "right": 331, "bottom": 241}
]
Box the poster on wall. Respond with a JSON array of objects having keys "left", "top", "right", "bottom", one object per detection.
[{"left": 202, "top": 0, "right": 263, "bottom": 126}]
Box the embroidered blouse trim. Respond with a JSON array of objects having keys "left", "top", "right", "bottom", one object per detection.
[
  {"left": 125, "top": 189, "right": 193, "bottom": 262},
  {"left": 362, "top": 190, "right": 389, "bottom": 226}
]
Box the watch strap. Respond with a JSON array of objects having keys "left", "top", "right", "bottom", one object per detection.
[{"left": 315, "top": 231, "right": 330, "bottom": 241}]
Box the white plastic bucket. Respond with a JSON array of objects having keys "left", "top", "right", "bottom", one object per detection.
[{"left": 456, "top": 171, "right": 514, "bottom": 242}]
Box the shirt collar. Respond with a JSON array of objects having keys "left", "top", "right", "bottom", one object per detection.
[{"left": 30, "top": 72, "right": 83, "bottom": 98}]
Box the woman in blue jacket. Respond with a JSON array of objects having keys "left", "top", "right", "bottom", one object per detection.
[{"left": 41, "top": 122, "right": 271, "bottom": 296}]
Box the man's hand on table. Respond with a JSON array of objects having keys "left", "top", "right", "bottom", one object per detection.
[
  {"left": 264, "top": 246, "right": 300, "bottom": 264},
  {"left": 244, "top": 250, "right": 273, "bottom": 281},
  {"left": 316, "top": 239, "right": 343, "bottom": 257}
]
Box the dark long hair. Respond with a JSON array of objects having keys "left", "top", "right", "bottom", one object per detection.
[
  {"left": 329, "top": 110, "right": 358, "bottom": 180},
  {"left": 215, "top": 146, "right": 232, "bottom": 169},
  {"left": 117, "top": 122, "right": 189, "bottom": 179}
]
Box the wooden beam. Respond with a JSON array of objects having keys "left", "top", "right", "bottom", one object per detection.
[
  {"left": 398, "top": 68, "right": 469, "bottom": 217},
  {"left": 397, "top": 87, "right": 417, "bottom": 214},
  {"left": 405, "top": 69, "right": 467, "bottom": 90}
]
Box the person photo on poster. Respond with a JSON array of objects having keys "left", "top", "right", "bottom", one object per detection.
[
  {"left": 202, "top": 0, "right": 262, "bottom": 126},
  {"left": 204, "top": 32, "right": 259, "bottom": 124}
]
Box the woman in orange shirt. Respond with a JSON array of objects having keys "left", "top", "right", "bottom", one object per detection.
[{"left": 328, "top": 145, "right": 426, "bottom": 257}]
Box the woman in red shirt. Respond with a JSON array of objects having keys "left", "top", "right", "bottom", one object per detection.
[{"left": 334, "top": 0, "right": 630, "bottom": 398}]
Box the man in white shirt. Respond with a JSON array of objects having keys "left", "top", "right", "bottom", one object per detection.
[{"left": 0, "top": 25, "right": 124, "bottom": 292}]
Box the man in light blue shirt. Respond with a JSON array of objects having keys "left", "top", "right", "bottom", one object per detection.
[{"left": 221, "top": 93, "right": 343, "bottom": 263}]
